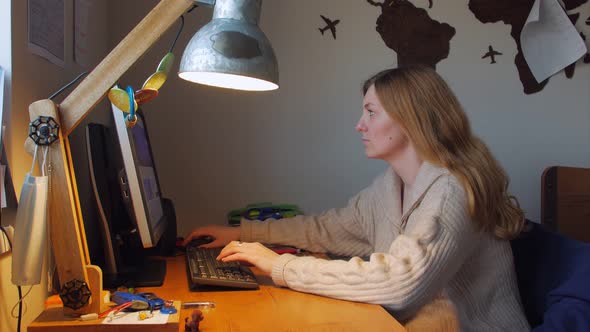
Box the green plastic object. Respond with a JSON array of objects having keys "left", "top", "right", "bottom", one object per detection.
[{"left": 227, "top": 202, "right": 302, "bottom": 226}]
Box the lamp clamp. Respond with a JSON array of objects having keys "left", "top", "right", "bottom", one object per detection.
[
  {"left": 28, "top": 116, "right": 59, "bottom": 146},
  {"left": 59, "top": 279, "right": 92, "bottom": 310}
]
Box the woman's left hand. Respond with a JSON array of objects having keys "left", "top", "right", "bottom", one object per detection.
[{"left": 217, "top": 241, "right": 280, "bottom": 276}]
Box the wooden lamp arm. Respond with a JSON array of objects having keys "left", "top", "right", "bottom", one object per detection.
[{"left": 25, "top": 0, "right": 194, "bottom": 314}]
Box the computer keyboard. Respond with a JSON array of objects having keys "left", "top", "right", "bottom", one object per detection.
[{"left": 186, "top": 245, "right": 259, "bottom": 290}]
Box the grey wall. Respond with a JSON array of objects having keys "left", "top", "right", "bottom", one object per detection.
[{"left": 112, "top": 0, "right": 590, "bottom": 238}]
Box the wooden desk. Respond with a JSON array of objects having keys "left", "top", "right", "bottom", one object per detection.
[
  {"left": 29, "top": 255, "right": 405, "bottom": 332},
  {"left": 29, "top": 255, "right": 464, "bottom": 331},
  {"left": 150, "top": 255, "right": 405, "bottom": 331}
]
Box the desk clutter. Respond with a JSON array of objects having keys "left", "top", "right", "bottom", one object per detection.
[
  {"left": 30, "top": 255, "right": 405, "bottom": 331},
  {"left": 29, "top": 291, "right": 182, "bottom": 332}
]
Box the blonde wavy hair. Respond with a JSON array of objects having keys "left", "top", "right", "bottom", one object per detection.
[{"left": 363, "top": 65, "right": 524, "bottom": 240}]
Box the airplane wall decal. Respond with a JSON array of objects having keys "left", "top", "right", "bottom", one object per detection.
[
  {"left": 482, "top": 45, "right": 502, "bottom": 64},
  {"left": 319, "top": 15, "right": 340, "bottom": 39}
]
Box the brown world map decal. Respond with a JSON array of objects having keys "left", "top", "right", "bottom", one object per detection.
[{"left": 362, "top": 0, "right": 589, "bottom": 94}]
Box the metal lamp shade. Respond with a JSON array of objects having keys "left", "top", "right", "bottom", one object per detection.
[{"left": 178, "top": 0, "right": 279, "bottom": 91}]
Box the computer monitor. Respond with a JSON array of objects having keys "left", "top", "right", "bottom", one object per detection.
[
  {"left": 83, "top": 105, "right": 173, "bottom": 288},
  {"left": 111, "top": 105, "right": 166, "bottom": 248}
]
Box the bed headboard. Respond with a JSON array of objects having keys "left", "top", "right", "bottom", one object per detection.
[{"left": 541, "top": 166, "right": 590, "bottom": 243}]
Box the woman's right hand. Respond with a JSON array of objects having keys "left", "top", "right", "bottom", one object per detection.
[{"left": 183, "top": 225, "right": 241, "bottom": 248}]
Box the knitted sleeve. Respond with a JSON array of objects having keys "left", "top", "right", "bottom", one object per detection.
[
  {"left": 240, "top": 173, "right": 389, "bottom": 257},
  {"left": 270, "top": 177, "right": 480, "bottom": 316}
]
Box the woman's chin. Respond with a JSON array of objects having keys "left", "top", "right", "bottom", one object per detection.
[{"left": 364, "top": 152, "right": 377, "bottom": 159}]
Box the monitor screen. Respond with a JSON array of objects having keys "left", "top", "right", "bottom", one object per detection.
[{"left": 112, "top": 104, "right": 165, "bottom": 248}]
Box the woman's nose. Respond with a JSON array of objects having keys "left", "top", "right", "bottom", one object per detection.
[{"left": 355, "top": 119, "right": 366, "bottom": 133}]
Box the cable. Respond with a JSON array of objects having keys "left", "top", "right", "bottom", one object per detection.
[
  {"left": 169, "top": 15, "right": 185, "bottom": 53},
  {"left": 48, "top": 71, "right": 88, "bottom": 100},
  {"left": 169, "top": 5, "right": 198, "bottom": 53},
  {"left": 11, "top": 285, "right": 33, "bottom": 332},
  {"left": 0, "top": 226, "right": 22, "bottom": 332},
  {"left": 187, "top": 4, "right": 198, "bottom": 13},
  {"left": 16, "top": 286, "right": 22, "bottom": 332},
  {"left": 0, "top": 225, "right": 12, "bottom": 249}
]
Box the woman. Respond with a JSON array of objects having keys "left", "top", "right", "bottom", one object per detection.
[{"left": 185, "top": 65, "right": 530, "bottom": 331}]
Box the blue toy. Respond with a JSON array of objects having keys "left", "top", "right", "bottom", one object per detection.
[{"left": 112, "top": 291, "right": 165, "bottom": 310}]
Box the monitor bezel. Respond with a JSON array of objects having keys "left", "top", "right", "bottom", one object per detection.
[{"left": 111, "top": 104, "right": 165, "bottom": 248}]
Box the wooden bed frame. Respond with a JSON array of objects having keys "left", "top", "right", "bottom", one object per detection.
[{"left": 541, "top": 166, "right": 590, "bottom": 243}]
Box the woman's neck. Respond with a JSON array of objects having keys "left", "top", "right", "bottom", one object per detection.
[{"left": 389, "top": 144, "right": 423, "bottom": 187}]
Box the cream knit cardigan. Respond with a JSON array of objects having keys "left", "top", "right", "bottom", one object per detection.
[{"left": 240, "top": 162, "right": 530, "bottom": 331}]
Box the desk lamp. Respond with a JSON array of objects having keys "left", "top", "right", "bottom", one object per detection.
[{"left": 23, "top": 0, "right": 277, "bottom": 315}]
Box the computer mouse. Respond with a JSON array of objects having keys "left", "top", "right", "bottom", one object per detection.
[{"left": 187, "top": 236, "right": 215, "bottom": 247}]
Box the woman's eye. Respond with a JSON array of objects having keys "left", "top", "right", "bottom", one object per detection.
[{"left": 368, "top": 110, "right": 375, "bottom": 117}]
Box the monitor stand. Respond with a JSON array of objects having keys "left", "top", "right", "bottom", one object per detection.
[
  {"left": 103, "top": 257, "right": 166, "bottom": 289},
  {"left": 130, "top": 257, "right": 167, "bottom": 287}
]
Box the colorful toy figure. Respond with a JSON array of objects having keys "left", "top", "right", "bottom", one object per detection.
[{"left": 107, "top": 10, "right": 195, "bottom": 127}]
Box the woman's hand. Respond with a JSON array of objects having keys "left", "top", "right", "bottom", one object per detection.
[
  {"left": 217, "top": 241, "right": 280, "bottom": 276},
  {"left": 183, "top": 225, "right": 241, "bottom": 248}
]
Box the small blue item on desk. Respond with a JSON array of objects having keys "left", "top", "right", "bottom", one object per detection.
[
  {"left": 112, "top": 291, "right": 165, "bottom": 310},
  {"left": 137, "top": 292, "right": 165, "bottom": 310},
  {"left": 160, "top": 306, "right": 177, "bottom": 314},
  {"left": 112, "top": 291, "right": 146, "bottom": 306}
]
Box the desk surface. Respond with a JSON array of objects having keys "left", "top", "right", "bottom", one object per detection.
[{"left": 151, "top": 255, "right": 405, "bottom": 332}]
